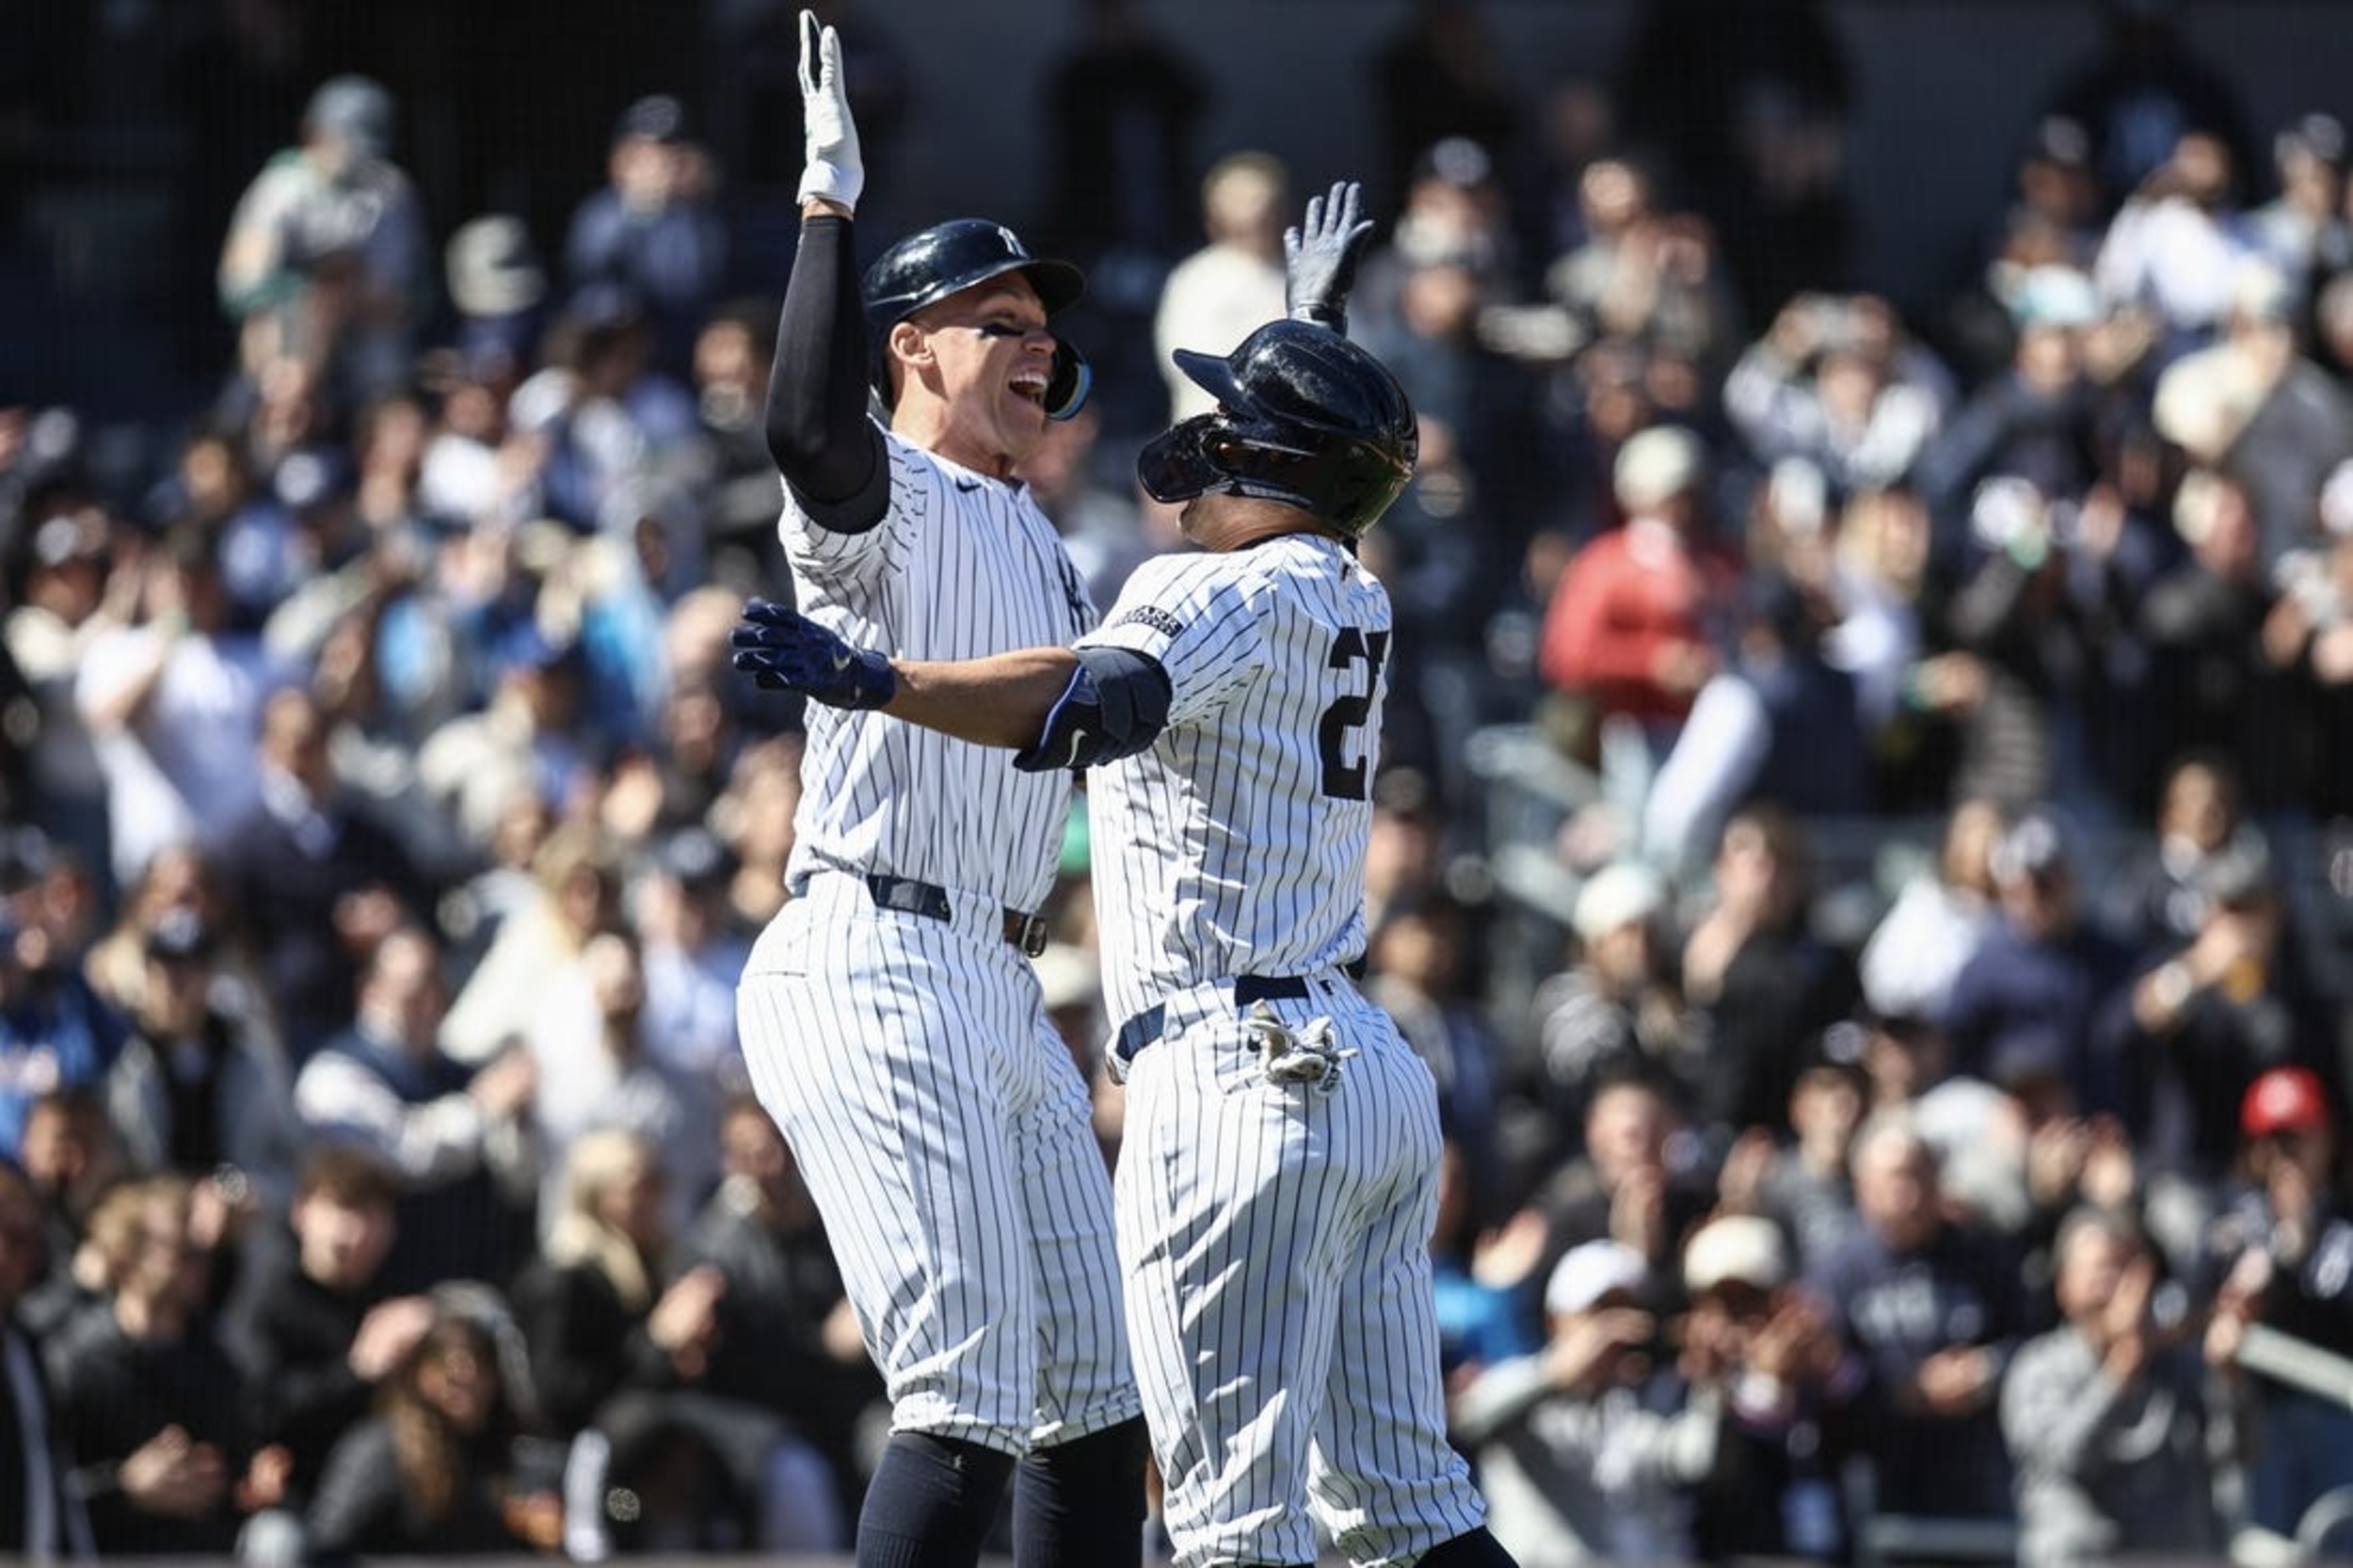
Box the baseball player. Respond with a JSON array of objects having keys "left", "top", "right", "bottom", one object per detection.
[
  {"left": 736, "top": 183, "right": 1518, "bottom": 1568},
  {"left": 731, "top": 13, "right": 1145, "bottom": 1566}
]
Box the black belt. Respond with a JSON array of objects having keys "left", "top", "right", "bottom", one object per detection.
[
  {"left": 1112, "top": 974, "right": 1313, "bottom": 1068},
  {"left": 796, "top": 872, "right": 1050, "bottom": 957}
]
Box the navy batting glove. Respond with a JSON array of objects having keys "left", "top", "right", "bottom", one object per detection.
[
  {"left": 1284, "top": 180, "right": 1374, "bottom": 332},
  {"left": 730, "top": 598, "right": 898, "bottom": 710}
]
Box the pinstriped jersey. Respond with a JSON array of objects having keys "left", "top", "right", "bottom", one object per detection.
[
  {"left": 779, "top": 427, "right": 1096, "bottom": 912},
  {"left": 1078, "top": 533, "right": 1390, "bottom": 1029}
]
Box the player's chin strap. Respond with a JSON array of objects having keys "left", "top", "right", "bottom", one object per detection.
[{"left": 1241, "top": 1001, "right": 1353, "bottom": 1093}]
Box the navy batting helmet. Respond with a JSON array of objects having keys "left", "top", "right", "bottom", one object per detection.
[
  {"left": 863, "top": 219, "right": 1090, "bottom": 417},
  {"left": 1137, "top": 319, "right": 1417, "bottom": 536}
]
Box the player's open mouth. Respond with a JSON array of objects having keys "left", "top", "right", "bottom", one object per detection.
[{"left": 1011, "top": 369, "right": 1048, "bottom": 406}]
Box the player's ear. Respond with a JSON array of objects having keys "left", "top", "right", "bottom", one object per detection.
[{"left": 888, "top": 318, "right": 934, "bottom": 375}]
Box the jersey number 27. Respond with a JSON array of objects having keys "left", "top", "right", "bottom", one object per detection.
[{"left": 1318, "top": 627, "right": 1391, "bottom": 801}]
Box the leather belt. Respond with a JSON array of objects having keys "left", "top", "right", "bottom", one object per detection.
[
  {"left": 795, "top": 872, "right": 1050, "bottom": 957},
  {"left": 1112, "top": 974, "right": 1312, "bottom": 1068}
]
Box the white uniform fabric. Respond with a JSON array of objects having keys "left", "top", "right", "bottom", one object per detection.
[
  {"left": 1081, "top": 536, "right": 1490, "bottom": 1566},
  {"left": 737, "top": 428, "right": 1138, "bottom": 1456}
]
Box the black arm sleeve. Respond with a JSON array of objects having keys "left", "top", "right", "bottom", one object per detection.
[{"left": 764, "top": 213, "right": 891, "bottom": 533}]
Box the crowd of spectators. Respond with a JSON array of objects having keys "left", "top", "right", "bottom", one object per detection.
[{"left": 4, "top": 0, "right": 2353, "bottom": 1562}]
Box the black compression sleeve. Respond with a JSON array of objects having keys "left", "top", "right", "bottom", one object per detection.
[{"left": 765, "top": 213, "right": 889, "bottom": 530}]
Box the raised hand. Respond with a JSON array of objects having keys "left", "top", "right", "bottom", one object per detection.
[
  {"left": 796, "top": 8, "right": 864, "bottom": 212},
  {"left": 1285, "top": 180, "right": 1375, "bottom": 331},
  {"left": 731, "top": 597, "right": 898, "bottom": 710}
]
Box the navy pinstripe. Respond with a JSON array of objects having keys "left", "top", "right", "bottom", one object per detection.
[
  {"left": 1082, "top": 535, "right": 1490, "bottom": 1565},
  {"left": 737, "top": 425, "right": 1137, "bottom": 1459}
]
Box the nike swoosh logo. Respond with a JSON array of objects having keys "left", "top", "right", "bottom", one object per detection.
[{"left": 953, "top": 478, "right": 983, "bottom": 493}]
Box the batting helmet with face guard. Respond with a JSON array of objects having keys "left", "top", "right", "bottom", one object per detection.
[{"left": 1137, "top": 319, "right": 1417, "bottom": 536}]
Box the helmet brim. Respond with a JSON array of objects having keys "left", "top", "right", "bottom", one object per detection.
[
  {"left": 1172, "top": 346, "right": 1248, "bottom": 412},
  {"left": 884, "top": 256, "right": 1086, "bottom": 326}
]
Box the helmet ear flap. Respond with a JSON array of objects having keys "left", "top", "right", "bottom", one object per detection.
[{"left": 1046, "top": 340, "right": 1091, "bottom": 421}]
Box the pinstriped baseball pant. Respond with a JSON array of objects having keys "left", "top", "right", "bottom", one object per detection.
[
  {"left": 1114, "top": 976, "right": 1490, "bottom": 1566},
  {"left": 737, "top": 873, "right": 1140, "bottom": 1455}
]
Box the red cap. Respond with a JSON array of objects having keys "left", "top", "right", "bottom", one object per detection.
[{"left": 2243, "top": 1066, "right": 2333, "bottom": 1140}]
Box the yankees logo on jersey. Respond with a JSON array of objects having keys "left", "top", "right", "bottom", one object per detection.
[{"left": 783, "top": 431, "right": 1096, "bottom": 913}]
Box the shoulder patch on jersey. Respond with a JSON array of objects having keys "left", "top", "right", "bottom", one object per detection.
[{"left": 1112, "top": 605, "right": 1185, "bottom": 638}]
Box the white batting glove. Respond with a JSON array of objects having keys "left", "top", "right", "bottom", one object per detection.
[{"left": 795, "top": 8, "right": 864, "bottom": 212}]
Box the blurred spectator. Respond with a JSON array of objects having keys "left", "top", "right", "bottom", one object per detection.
[
  {"left": 515, "top": 285, "right": 703, "bottom": 540},
  {"left": 44, "top": 1175, "right": 285, "bottom": 1556},
  {"left": 1809, "top": 1112, "right": 2030, "bottom": 1521},
  {"left": 1363, "top": 415, "right": 1524, "bottom": 819},
  {"left": 1929, "top": 478, "right": 2106, "bottom": 809},
  {"left": 2043, "top": 0, "right": 2257, "bottom": 209},
  {"left": 0, "top": 1154, "right": 92, "bottom": 1559},
  {"left": 295, "top": 924, "right": 539, "bottom": 1294},
  {"left": 672, "top": 1095, "right": 886, "bottom": 1535},
  {"left": 73, "top": 522, "right": 299, "bottom": 892},
  {"left": 302, "top": 1301, "right": 561, "bottom": 1559},
  {"left": 1450, "top": 1238, "right": 1713, "bottom": 1566},
  {"left": 2122, "top": 831, "right": 2337, "bottom": 1192},
  {"left": 1641, "top": 569, "right": 1871, "bottom": 877},
  {"left": 1940, "top": 808, "right": 2138, "bottom": 1119},
  {"left": 689, "top": 299, "right": 788, "bottom": 592},
  {"left": 1544, "top": 157, "right": 1740, "bottom": 375},
  {"left": 1679, "top": 805, "right": 1859, "bottom": 1139},
  {"left": 2262, "top": 459, "right": 2353, "bottom": 818},
  {"left": 103, "top": 908, "right": 299, "bottom": 1229},
  {"left": 2203, "top": 1065, "right": 2353, "bottom": 1536},
  {"left": 1725, "top": 293, "right": 1953, "bottom": 503},
  {"left": 523, "top": 930, "right": 718, "bottom": 1239},
  {"left": 1358, "top": 136, "right": 1527, "bottom": 344},
  {"left": 1432, "top": 1131, "right": 1545, "bottom": 1384},
  {"left": 634, "top": 826, "right": 751, "bottom": 1093},
  {"left": 3, "top": 501, "right": 129, "bottom": 878},
  {"left": 216, "top": 74, "right": 425, "bottom": 408},
  {"left": 1857, "top": 796, "right": 2005, "bottom": 1027},
  {"left": 218, "top": 1146, "right": 432, "bottom": 1534},
  {"left": 2100, "top": 751, "right": 2255, "bottom": 949},
  {"left": 1527, "top": 861, "right": 1697, "bottom": 1138},
  {"left": 1538, "top": 424, "right": 1740, "bottom": 773},
  {"left": 2002, "top": 1206, "right": 2220, "bottom": 1568},
  {"left": 1676, "top": 1214, "right": 1856, "bottom": 1562},
  {"left": 2153, "top": 261, "right": 2353, "bottom": 571},
  {"left": 1718, "top": 1031, "right": 1868, "bottom": 1276},
  {"left": 81, "top": 843, "right": 270, "bottom": 1044},
  {"left": 2094, "top": 130, "right": 2261, "bottom": 357},
  {"left": 511, "top": 1128, "right": 841, "bottom": 1555},
  {"left": 1153, "top": 152, "right": 1291, "bottom": 424},
  {"left": 18, "top": 1088, "right": 124, "bottom": 1304},
  {"left": 1523, "top": 1075, "right": 1718, "bottom": 1309},
  {"left": 415, "top": 618, "right": 604, "bottom": 850},
  {"left": 2249, "top": 114, "right": 2351, "bottom": 306},
  {"left": 564, "top": 96, "right": 728, "bottom": 378},
  {"left": 1367, "top": 889, "right": 1511, "bottom": 1211},
  {"left": 0, "top": 900, "right": 121, "bottom": 1161},
  {"left": 218, "top": 686, "right": 433, "bottom": 1063},
  {"left": 2136, "top": 468, "right": 2303, "bottom": 809},
  {"left": 1916, "top": 265, "right": 2110, "bottom": 537}
]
